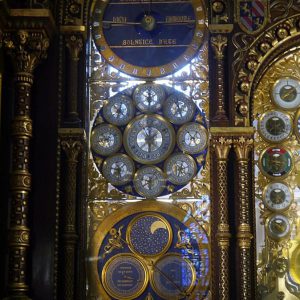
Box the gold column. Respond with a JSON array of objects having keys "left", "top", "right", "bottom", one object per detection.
[
  {"left": 2, "top": 11, "right": 53, "bottom": 297},
  {"left": 59, "top": 128, "right": 85, "bottom": 300},
  {"left": 233, "top": 135, "right": 254, "bottom": 300},
  {"left": 211, "top": 130, "right": 232, "bottom": 300}
]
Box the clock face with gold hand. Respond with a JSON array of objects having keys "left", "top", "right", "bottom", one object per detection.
[{"left": 92, "top": 0, "right": 206, "bottom": 78}]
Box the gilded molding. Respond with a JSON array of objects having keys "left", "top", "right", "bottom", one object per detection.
[
  {"left": 212, "top": 137, "right": 232, "bottom": 160},
  {"left": 233, "top": 136, "right": 253, "bottom": 161}
]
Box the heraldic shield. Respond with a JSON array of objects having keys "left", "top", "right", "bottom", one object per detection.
[{"left": 236, "top": 0, "right": 269, "bottom": 34}]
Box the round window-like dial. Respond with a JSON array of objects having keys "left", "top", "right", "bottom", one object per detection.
[{"left": 266, "top": 214, "right": 291, "bottom": 241}]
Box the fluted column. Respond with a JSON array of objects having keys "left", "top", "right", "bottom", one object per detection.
[
  {"left": 3, "top": 28, "right": 50, "bottom": 299},
  {"left": 233, "top": 136, "right": 254, "bottom": 300},
  {"left": 212, "top": 135, "right": 232, "bottom": 300},
  {"left": 59, "top": 128, "right": 85, "bottom": 300}
]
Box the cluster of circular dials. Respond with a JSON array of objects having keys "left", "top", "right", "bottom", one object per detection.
[
  {"left": 91, "top": 83, "right": 208, "bottom": 198},
  {"left": 257, "top": 77, "right": 300, "bottom": 241}
]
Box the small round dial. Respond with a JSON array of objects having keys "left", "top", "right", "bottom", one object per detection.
[
  {"left": 134, "top": 166, "right": 166, "bottom": 198},
  {"left": 133, "top": 84, "right": 165, "bottom": 113},
  {"left": 124, "top": 114, "right": 175, "bottom": 164},
  {"left": 177, "top": 123, "right": 208, "bottom": 154},
  {"left": 103, "top": 94, "right": 135, "bottom": 126},
  {"left": 91, "top": 124, "right": 122, "bottom": 156},
  {"left": 259, "top": 147, "right": 293, "bottom": 179},
  {"left": 151, "top": 253, "right": 196, "bottom": 299},
  {"left": 102, "top": 254, "right": 148, "bottom": 299},
  {"left": 102, "top": 154, "right": 135, "bottom": 186},
  {"left": 258, "top": 111, "right": 292, "bottom": 143},
  {"left": 163, "top": 93, "right": 196, "bottom": 125},
  {"left": 164, "top": 153, "right": 197, "bottom": 185},
  {"left": 272, "top": 77, "right": 300, "bottom": 110},
  {"left": 263, "top": 182, "right": 293, "bottom": 212},
  {"left": 126, "top": 213, "right": 172, "bottom": 257},
  {"left": 266, "top": 214, "right": 291, "bottom": 241}
]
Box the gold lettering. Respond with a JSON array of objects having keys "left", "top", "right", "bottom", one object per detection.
[
  {"left": 112, "top": 16, "right": 127, "bottom": 23},
  {"left": 166, "top": 16, "right": 192, "bottom": 23},
  {"left": 122, "top": 39, "right": 154, "bottom": 46},
  {"left": 158, "top": 39, "right": 176, "bottom": 45}
]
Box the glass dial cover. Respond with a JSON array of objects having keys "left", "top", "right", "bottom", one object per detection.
[{"left": 267, "top": 214, "right": 291, "bottom": 241}]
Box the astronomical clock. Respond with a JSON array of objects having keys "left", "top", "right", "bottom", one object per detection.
[{"left": 87, "top": 0, "right": 209, "bottom": 299}]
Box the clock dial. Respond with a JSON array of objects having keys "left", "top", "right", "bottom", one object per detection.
[
  {"left": 266, "top": 214, "right": 291, "bottom": 241},
  {"left": 151, "top": 253, "right": 196, "bottom": 299},
  {"left": 102, "top": 254, "right": 148, "bottom": 299},
  {"left": 258, "top": 110, "right": 292, "bottom": 143},
  {"left": 133, "top": 166, "right": 166, "bottom": 198},
  {"left": 124, "top": 114, "right": 175, "bottom": 164},
  {"left": 259, "top": 147, "right": 293, "bottom": 179},
  {"left": 163, "top": 93, "right": 196, "bottom": 125},
  {"left": 272, "top": 77, "right": 300, "bottom": 110},
  {"left": 91, "top": 124, "right": 122, "bottom": 156},
  {"left": 103, "top": 94, "right": 135, "bottom": 126},
  {"left": 164, "top": 153, "right": 197, "bottom": 185},
  {"left": 263, "top": 182, "right": 293, "bottom": 212},
  {"left": 102, "top": 154, "right": 135, "bottom": 186},
  {"left": 92, "top": 0, "right": 206, "bottom": 77},
  {"left": 177, "top": 122, "right": 208, "bottom": 154},
  {"left": 126, "top": 213, "right": 172, "bottom": 257},
  {"left": 133, "top": 84, "right": 165, "bottom": 113}
]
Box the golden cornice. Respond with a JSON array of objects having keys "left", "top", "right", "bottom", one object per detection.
[
  {"left": 210, "top": 127, "right": 255, "bottom": 136},
  {"left": 208, "top": 24, "right": 233, "bottom": 34},
  {"left": 58, "top": 128, "right": 86, "bottom": 141},
  {"left": 60, "top": 25, "right": 87, "bottom": 39}
]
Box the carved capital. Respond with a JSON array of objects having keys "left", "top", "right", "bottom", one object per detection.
[
  {"left": 3, "top": 30, "right": 49, "bottom": 73},
  {"left": 65, "top": 33, "right": 83, "bottom": 61},
  {"left": 233, "top": 136, "right": 253, "bottom": 160},
  {"left": 211, "top": 34, "right": 227, "bottom": 59},
  {"left": 212, "top": 137, "right": 232, "bottom": 160}
]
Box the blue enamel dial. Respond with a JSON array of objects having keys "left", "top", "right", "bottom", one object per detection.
[{"left": 92, "top": 0, "right": 206, "bottom": 78}]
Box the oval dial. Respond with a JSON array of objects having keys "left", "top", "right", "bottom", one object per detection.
[
  {"left": 260, "top": 147, "right": 293, "bottom": 179},
  {"left": 258, "top": 111, "right": 292, "bottom": 142},
  {"left": 164, "top": 153, "right": 197, "bottom": 185},
  {"left": 163, "top": 93, "right": 196, "bottom": 125},
  {"left": 92, "top": 0, "right": 206, "bottom": 78},
  {"left": 151, "top": 253, "right": 196, "bottom": 299},
  {"left": 133, "top": 84, "right": 165, "bottom": 113},
  {"left": 103, "top": 94, "right": 135, "bottom": 126},
  {"left": 102, "top": 154, "right": 135, "bottom": 186},
  {"left": 266, "top": 214, "right": 291, "bottom": 241},
  {"left": 177, "top": 122, "right": 208, "bottom": 154},
  {"left": 126, "top": 213, "right": 172, "bottom": 257},
  {"left": 133, "top": 166, "right": 166, "bottom": 198},
  {"left": 124, "top": 114, "right": 175, "bottom": 164},
  {"left": 91, "top": 124, "right": 122, "bottom": 156},
  {"left": 102, "top": 254, "right": 148, "bottom": 299},
  {"left": 263, "top": 182, "right": 293, "bottom": 212},
  {"left": 272, "top": 77, "right": 300, "bottom": 110}
]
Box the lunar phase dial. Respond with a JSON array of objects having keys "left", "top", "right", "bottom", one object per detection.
[
  {"left": 133, "top": 84, "right": 165, "bottom": 113},
  {"left": 272, "top": 77, "right": 300, "bottom": 110},
  {"left": 263, "top": 182, "right": 293, "bottom": 212},
  {"left": 133, "top": 166, "right": 166, "bottom": 198},
  {"left": 177, "top": 123, "right": 208, "bottom": 154},
  {"left": 91, "top": 124, "right": 122, "bottom": 156},
  {"left": 103, "top": 94, "right": 135, "bottom": 126},
  {"left": 163, "top": 93, "right": 196, "bottom": 125},
  {"left": 164, "top": 153, "right": 197, "bottom": 185},
  {"left": 266, "top": 214, "right": 291, "bottom": 241},
  {"left": 124, "top": 114, "right": 175, "bottom": 164},
  {"left": 102, "top": 154, "right": 135, "bottom": 186}
]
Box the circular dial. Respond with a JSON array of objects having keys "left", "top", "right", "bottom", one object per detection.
[
  {"left": 133, "top": 84, "right": 165, "bottom": 113},
  {"left": 103, "top": 94, "right": 135, "bottom": 126},
  {"left": 164, "top": 153, "right": 197, "bottom": 185},
  {"left": 151, "top": 253, "right": 196, "bottom": 299},
  {"left": 102, "top": 154, "right": 135, "bottom": 186},
  {"left": 102, "top": 254, "right": 148, "bottom": 299},
  {"left": 92, "top": 0, "right": 206, "bottom": 78},
  {"left": 126, "top": 213, "right": 172, "bottom": 257},
  {"left": 91, "top": 124, "right": 122, "bottom": 156},
  {"left": 163, "top": 93, "right": 196, "bottom": 125},
  {"left": 266, "top": 214, "right": 291, "bottom": 241},
  {"left": 263, "top": 182, "right": 293, "bottom": 212},
  {"left": 258, "top": 111, "right": 292, "bottom": 143},
  {"left": 124, "top": 114, "right": 175, "bottom": 164},
  {"left": 177, "top": 122, "right": 208, "bottom": 154},
  {"left": 272, "top": 77, "right": 300, "bottom": 110},
  {"left": 134, "top": 166, "right": 166, "bottom": 198},
  {"left": 259, "top": 147, "right": 293, "bottom": 179}
]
